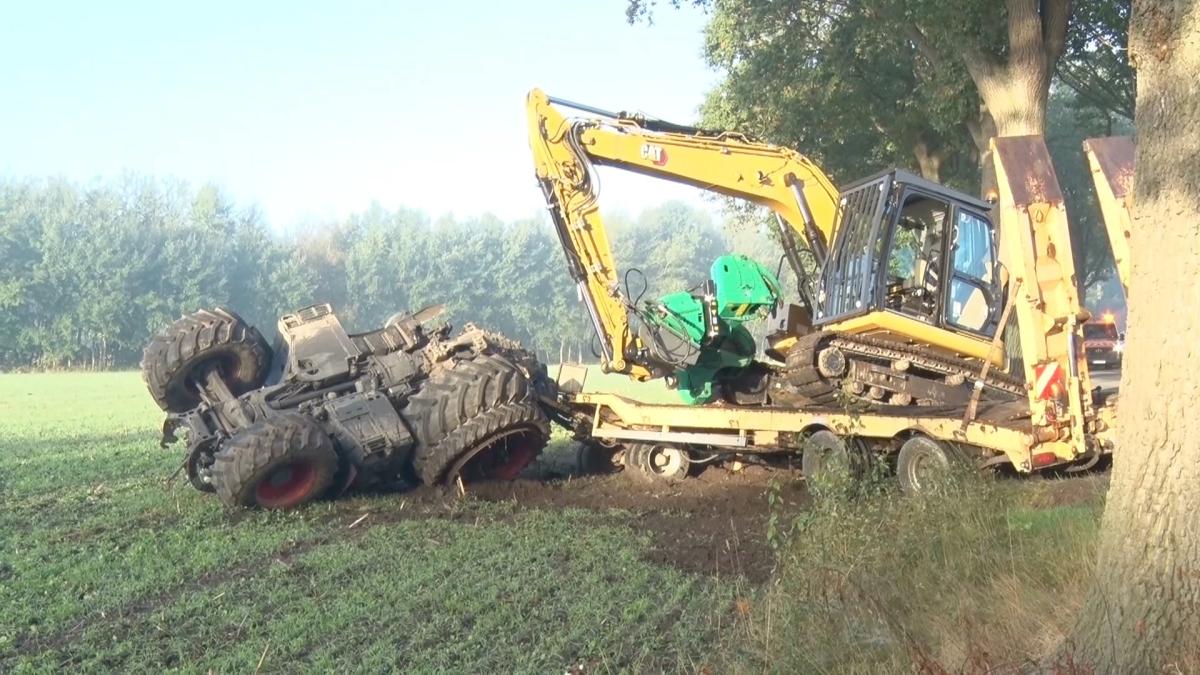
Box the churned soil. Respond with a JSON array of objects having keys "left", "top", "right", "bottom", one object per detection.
[{"left": 374, "top": 444, "right": 808, "bottom": 583}]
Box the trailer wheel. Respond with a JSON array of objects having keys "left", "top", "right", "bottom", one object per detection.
[
  {"left": 628, "top": 443, "right": 690, "bottom": 482},
  {"left": 211, "top": 414, "right": 338, "bottom": 510},
  {"left": 801, "top": 430, "right": 856, "bottom": 495},
  {"left": 141, "top": 307, "right": 271, "bottom": 412},
  {"left": 896, "top": 436, "right": 955, "bottom": 496},
  {"left": 577, "top": 440, "right": 624, "bottom": 475}
]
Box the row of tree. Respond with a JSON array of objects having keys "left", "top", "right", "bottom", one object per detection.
[{"left": 0, "top": 175, "right": 760, "bottom": 369}]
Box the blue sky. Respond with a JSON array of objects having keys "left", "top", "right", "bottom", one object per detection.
[{"left": 1, "top": 1, "right": 720, "bottom": 226}]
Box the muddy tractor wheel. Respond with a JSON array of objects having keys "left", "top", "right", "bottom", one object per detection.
[
  {"left": 897, "top": 436, "right": 956, "bottom": 496},
  {"left": 439, "top": 402, "right": 551, "bottom": 483},
  {"left": 407, "top": 351, "right": 550, "bottom": 485},
  {"left": 627, "top": 443, "right": 691, "bottom": 482},
  {"left": 141, "top": 307, "right": 271, "bottom": 413},
  {"left": 211, "top": 414, "right": 338, "bottom": 510}
]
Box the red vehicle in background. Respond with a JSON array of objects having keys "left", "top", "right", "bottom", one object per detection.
[{"left": 1083, "top": 312, "right": 1124, "bottom": 370}]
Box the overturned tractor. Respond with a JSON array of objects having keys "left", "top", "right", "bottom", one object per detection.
[{"left": 142, "top": 303, "right": 553, "bottom": 509}]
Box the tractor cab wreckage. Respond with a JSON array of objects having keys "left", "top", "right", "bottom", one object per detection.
[{"left": 142, "top": 303, "right": 554, "bottom": 509}]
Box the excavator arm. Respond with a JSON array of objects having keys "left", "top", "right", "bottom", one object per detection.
[
  {"left": 526, "top": 88, "right": 840, "bottom": 380},
  {"left": 1083, "top": 136, "right": 1135, "bottom": 296}
]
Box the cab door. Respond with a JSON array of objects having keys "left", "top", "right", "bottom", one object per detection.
[{"left": 943, "top": 207, "right": 1002, "bottom": 338}]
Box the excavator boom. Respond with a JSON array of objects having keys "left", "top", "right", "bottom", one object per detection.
[{"left": 527, "top": 88, "right": 839, "bottom": 380}]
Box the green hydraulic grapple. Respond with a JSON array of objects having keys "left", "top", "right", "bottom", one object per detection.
[{"left": 635, "top": 253, "right": 781, "bottom": 404}]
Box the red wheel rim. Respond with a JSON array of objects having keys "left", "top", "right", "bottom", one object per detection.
[
  {"left": 255, "top": 461, "right": 318, "bottom": 509},
  {"left": 451, "top": 428, "right": 541, "bottom": 483},
  {"left": 481, "top": 443, "right": 538, "bottom": 481}
]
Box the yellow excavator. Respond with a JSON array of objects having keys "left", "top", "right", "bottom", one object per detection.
[{"left": 527, "top": 88, "right": 1118, "bottom": 492}]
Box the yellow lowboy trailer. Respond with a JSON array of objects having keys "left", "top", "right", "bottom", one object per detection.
[{"left": 554, "top": 367, "right": 1115, "bottom": 492}]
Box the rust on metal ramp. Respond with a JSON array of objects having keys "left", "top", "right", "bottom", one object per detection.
[
  {"left": 1083, "top": 136, "right": 1135, "bottom": 202},
  {"left": 992, "top": 136, "right": 1063, "bottom": 206}
]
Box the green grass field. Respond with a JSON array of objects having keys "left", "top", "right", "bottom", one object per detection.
[
  {"left": 0, "top": 372, "right": 737, "bottom": 673},
  {"left": 0, "top": 372, "right": 1108, "bottom": 673}
]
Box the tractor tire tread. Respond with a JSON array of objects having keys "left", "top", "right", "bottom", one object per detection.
[
  {"left": 406, "top": 351, "right": 538, "bottom": 484},
  {"left": 414, "top": 400, "right": 550, "bottom": 485},
  {"left": 211, "top": 413, "right": 337, "bottom": 509},
  {"left": 141, "top": 306, "right": 271, "bottom": 412}
]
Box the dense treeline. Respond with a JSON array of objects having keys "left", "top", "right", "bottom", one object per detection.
[{"left": 0, "top": 177, "right": 769, "bottom": 369}]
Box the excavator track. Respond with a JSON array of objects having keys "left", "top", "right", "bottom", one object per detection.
[{"left": 770, "top": 331, "right": 1026, "bottom": 410}]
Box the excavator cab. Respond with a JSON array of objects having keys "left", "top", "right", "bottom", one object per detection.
[{"left": 813, "top": 170, "right": 1002, "bottom": 341}]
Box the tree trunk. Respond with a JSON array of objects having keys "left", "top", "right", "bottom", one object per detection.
[
  {"left": 911, "top": 138, "right": 943, "bottom": 182},
  {"left": 959, "top": 0, "right": 1069, "bottom": 197},
  {"left": 1070, "top": 1, "right": 1200, "bottom": 670},
  {"left": 966, "top": 105, "right": 1000, "bottom": 197}
]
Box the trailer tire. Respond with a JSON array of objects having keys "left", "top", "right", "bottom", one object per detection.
[
  {"left": 802, "top": 430, "right": 856, "bottom": 495},
  {"left": 211, "top": 414, "right": 338, "bottom": 510},
  {"left": 627, "top": 443, "right": 691, "bottom": 483},
  {"left": 897, "top": 436, "right": 956, "bottom": 496},
  {"left": 578, "top": 440, "right": 624, "bottom": 475},
  {"left": 141, "top": 307, "right": 271, "bottom": 412}
]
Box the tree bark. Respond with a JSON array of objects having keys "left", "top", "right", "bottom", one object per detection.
[
  {"left": 961, "top": 0, "right": 1068, "bottom": 135},
  {"left": 1070, "top": 1, "right": 1200, "bottom": 670},
  {"left": 911, "top": 137, "right": 944, "bottom": 182},
  {"left": 953, "top": 0, "right": 1069, "bottom": 196},
  {"left": 965, "top": 105, "right": 1000, "bottom": 197}
]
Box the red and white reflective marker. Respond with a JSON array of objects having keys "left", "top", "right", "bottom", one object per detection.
[{"left": 1034, "top": 362, "right": 1065, "bottom": 400}]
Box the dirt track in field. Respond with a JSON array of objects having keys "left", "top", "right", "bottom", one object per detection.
[
  {"left": 349, "top": 445, "right": 808, "bottom": 584},
  {"left": 470, "top": 462, "right": 805, "bottom": 583}
]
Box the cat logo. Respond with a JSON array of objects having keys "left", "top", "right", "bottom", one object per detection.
[{"left": 640, "top": 144, "right": 668, "bottom": 166}]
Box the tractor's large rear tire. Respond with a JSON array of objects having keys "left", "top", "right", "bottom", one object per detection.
[
  {"left": 141, "top": 307, "right": 271, "bottom": 412},
  {"left": 407, "top": 352, "right": 550, "bottom": 485},
  {"left": 436, "top": 401, "right": 550, "bottom": 484},
  {"left": 211, "top": 414, "right": 338, "bottom": 510}
]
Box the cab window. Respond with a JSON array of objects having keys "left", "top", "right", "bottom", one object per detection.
[
  {"left": 946, "top": 209, "right": 998, "bottom": 334},
  {"left": 883, "top": 192, "right": 949, "bottom": 321},
  {"left": 1084, "top": 323, "right": 1118, "bottom": 340}
]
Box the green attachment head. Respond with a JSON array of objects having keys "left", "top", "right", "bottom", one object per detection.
[
  {"left": 710, "top": 254, "right": 781, "bottom": 323},
  {"left": 635, "top": 253, "right": 782, "bottom": 406},
  {"left": 649, "top": 291, "right": 707, "bottom": 346}
]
